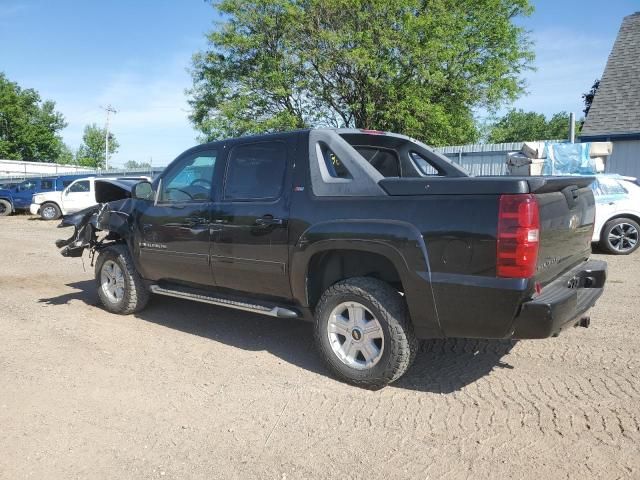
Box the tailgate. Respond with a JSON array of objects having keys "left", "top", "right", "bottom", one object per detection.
[{"left": 531, "top": 177, "right": 596, "bottom": 285}]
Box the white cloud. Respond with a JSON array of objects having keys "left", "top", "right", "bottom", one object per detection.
[{"left": 58, "top": 53, "right": 199, "bottom": 167}]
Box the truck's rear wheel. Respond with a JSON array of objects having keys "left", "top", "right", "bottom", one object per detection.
[
  {"left": 40, "top": 202, "right": 61, "bottom": 220},
  {"left": 314, "top": 277, "right": 417, "bottom": 388},
  {"left": 0, "top": 199, "right": 11, "bottom": 216},
  {"left": 95, "top": 244, "right": 150, "bottom": 315},
  {"left": 600, "top": 217, "right": 640, "bottom": 255}
]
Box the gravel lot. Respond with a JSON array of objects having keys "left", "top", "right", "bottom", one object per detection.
[{"left": 1, "top": 215, "right": 639, "bottom": 480}]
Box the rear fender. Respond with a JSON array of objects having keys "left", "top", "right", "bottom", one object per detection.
[{"left": 290, "top": 219, "right": 442, "bottom": 337}]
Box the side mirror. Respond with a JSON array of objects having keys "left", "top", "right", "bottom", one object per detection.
[{"left": 133, "top": 181, "right": 155, "bottom": 201}]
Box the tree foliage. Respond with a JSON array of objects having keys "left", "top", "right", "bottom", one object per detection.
[
  {"left": 56, "top": 143, "right": 75, "bottom": 165},
  {"left": 580, "top": 79, "right": 600, "bottom": 126},
  {"left": 189, "top": 0, "right": 534, "bottom": 146},
  {"left": 582, "top": 79, "right": 600, "bottom": 118},
  {"left": 0, "top": 72, "right": 67, "bottom": 161},
  {"left": 76, "top": 123, "right": 120, "bottom": 169},
  {"left": 487, "top": 109, "right": 580, "bottom": 143},
  {"left": 123, "top": 160, "right": 151, "bottom": 169}
]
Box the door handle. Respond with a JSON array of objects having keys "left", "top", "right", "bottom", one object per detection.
[
  {"left": 186, "top": 216, "right": 207, "bottom": 227},
  {"left": 255, "top": 215, "right": 284, "bottom": 227}
]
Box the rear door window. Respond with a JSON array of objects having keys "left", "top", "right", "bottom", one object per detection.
[
  {"left": 17, "top": 181, "right": 36, "bottom": 192},
  {"left": 224, "top": 142, "right": 286, "bottom": 201}
]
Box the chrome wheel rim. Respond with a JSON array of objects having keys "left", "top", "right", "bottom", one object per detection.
[
  {"left": 42, "top": 206, "right": 56, "bottom": 219},
  {"left": 100, "top": 260, "right": 125, "bottom": 304},
  {"left": 0, "top": 204, "right": 6, "bottom": 214},
  {"left": 608, "top": 223, "right": 638, "bottom": 252},
  {"left": 327, "top": 301, "right": 384, "bottom": 370}
]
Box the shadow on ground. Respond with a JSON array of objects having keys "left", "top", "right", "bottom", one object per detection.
[{"left": 40, "top": 280, "right": 516, "bottom": 393}]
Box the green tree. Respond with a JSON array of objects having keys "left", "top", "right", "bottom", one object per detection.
[
  {"left": 56, "top": 143, "right": 75, "bottom": 165},
  {"left": 488, "top": 109, "right": 581, "bottom": 143},
  {"left": 189, "top": 0, "right": 534, "bottom": 146},
  {"left": 582, "top": 79, "right": 600, "bottom": 118},
  {"left": 0, "top": 72, "right": 67, "bottom": 161},
  {"left": 123, "top": 160, "right": 151, "bottom": 169},
  {"left": 76, "top": 123, "right": 120, "bottom": 168}
]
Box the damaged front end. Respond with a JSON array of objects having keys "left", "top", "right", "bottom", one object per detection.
[
  {"left": 56, "top": 179, "right": 142, "bottom": 258},
  {"left": 56, "top": 198, "right": 136, "bottom": 258},
  {"left": 55, "top": 204, "right": 102, "bottom": 257}
]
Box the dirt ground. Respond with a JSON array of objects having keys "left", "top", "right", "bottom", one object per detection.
[{"left": 1, "top": 214, "right": 639, "bottom": 480}]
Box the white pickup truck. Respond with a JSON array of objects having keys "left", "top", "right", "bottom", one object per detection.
[{"left": 30, "top": 176, "right": 149, "bottom": 220}]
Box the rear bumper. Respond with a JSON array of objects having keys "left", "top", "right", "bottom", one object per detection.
[
  {"left": 29, "top": 203, "right": 40, "bottom": 215},
  {"left": 512, "top": 259, "right": 607, "bottom": 339}
]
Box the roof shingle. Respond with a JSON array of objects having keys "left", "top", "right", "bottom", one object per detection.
[{"left": 581, "top": 12, "right": 640, "bottom": 137}]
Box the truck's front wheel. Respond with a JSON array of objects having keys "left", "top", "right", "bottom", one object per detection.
[
  {"left": 40, "top": 202, "right": 61, "bottom": 220},
  {"left": 314, "top": 277, "right": 417, "bottom": 388},
  {"left": 95, "top": 245, "right": 150, "bottom": 315}
]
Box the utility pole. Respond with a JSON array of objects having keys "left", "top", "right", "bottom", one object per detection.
[
  {"left": 569, "top": 112, "right": 576, "bottom": 143},
  {"left": 101, "top": 105, "right": 117, "bottom": 170}
]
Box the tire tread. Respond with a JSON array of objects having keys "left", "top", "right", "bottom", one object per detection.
[
  {"left": 314, "top": 277, "right": 417, "bottom": 388},
  {"left": 95, "top": 244, "right": 149, "bottom": 315}
]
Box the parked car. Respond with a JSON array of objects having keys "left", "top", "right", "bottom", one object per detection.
[
  {"left": 591, "top": 175, "right": 640, "bottom": 255},
  {"left": 56, "top": 129, "right": 606, "bottom": 387},
  {"left": 30, "top": 176, "right": 150, "bottom": 220},
  {"left": 0, "top": 175, "right": 83, "bottom": 216}
]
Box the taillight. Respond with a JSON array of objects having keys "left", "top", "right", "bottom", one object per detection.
[{"left": 497, "top": 194, "right": 540, "bottom": 278}]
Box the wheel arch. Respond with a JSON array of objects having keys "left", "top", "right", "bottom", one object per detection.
[
  {"left": 290, "top": 219, "right": 443, "bottom": 338},
  {"left": 0, "top": 195, "right": 15, "bottom": 212},
  {"left": 601, "top": 212, "right": 640, "bottom": 236},
  {"left": 40, "top": 200, "right": 62, "bottom": 214}
]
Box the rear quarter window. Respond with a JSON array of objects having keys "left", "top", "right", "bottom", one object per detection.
[
  {"left": 410, "top": 152, "right": 443, "bottom": 176},
  {"left": 593, "top": 178, "right": 628, "bottom": 196}
]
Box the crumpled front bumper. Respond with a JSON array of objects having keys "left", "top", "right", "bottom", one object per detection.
[
  {"left": 29, "top": 203, "right": 40, "bottom": 216},
  {"left": 512, "top": 259, "right": 607, "bottom": 339}
]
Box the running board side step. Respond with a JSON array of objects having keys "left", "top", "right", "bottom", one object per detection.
[{"left": 149, "top": 285, "right": 299, "bottom": 319}]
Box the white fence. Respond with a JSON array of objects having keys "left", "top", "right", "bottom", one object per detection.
[{"left": 0, "top": 159, "right": 95, "bottom": 179}]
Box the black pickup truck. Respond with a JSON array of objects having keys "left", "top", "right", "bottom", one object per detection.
[{"left": 57, "top": 129, "right": 606, "bottom": 387}]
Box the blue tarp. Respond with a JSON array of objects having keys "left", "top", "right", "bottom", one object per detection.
[{"left": 542, "top": 142, "right": 596, "bottom": 175}]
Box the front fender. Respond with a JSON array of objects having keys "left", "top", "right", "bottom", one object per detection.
[{"left": 290, "top": 219, "right": 443, "bottom": 338}]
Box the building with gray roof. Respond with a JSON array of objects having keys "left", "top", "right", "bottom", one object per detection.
[{"left": 581, "top": 12, "right": 640, "bottom": 177}]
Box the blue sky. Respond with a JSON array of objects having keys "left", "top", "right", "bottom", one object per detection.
[{"left": 0, "top": 0, "right": 638, "bottom": 166}]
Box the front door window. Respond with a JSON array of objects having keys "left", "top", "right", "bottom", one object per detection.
[{"left": 159, "top": 154, "right": 217, "bottom": 204}]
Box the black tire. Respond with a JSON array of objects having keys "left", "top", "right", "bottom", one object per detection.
[
  {"left": 95, "top": 244, "right": 150, "bottom": 314},
  {"left": 39, "top": 202, "right": 61, "bottom": 220},
  {"left": 314, "top": 277, "right": 418, "bottom": 388},
  {"left": 600, "top": 217, "right": 640, "bottom": 255},
  {"left": 0, "top": 199, "right": 12, "bottom": 216}
]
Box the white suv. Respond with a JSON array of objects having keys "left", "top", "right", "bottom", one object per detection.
[
  {"left": 31, "top": 176, "right": 148, "bottom": 220},
  {"left": 592, "top": 175, "right": 640, "bottom": 255}
]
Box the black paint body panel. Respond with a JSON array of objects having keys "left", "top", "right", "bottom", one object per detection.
[{"left": 58, "top": 129, "right": 605, "bottom": 340}]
